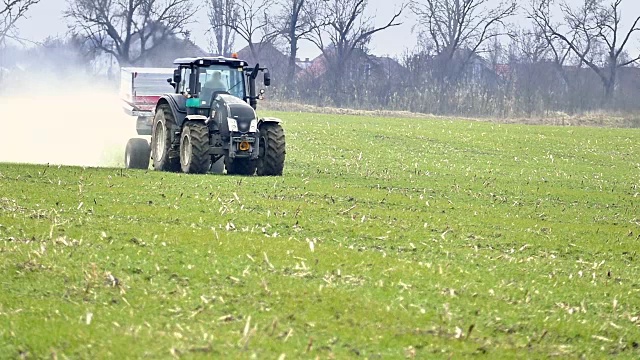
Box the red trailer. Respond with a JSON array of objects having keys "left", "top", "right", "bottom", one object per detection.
[{"left": 120, "top": 67, "right": 175, "bottom": 135}]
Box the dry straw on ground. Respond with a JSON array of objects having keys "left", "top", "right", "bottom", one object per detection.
[{"left": 263, "top": 101, "right": 640, "bottom": 128}]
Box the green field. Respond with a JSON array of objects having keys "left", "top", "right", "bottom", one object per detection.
[{"left": 1, "top": 112, "right": 639, "bottom": 359}]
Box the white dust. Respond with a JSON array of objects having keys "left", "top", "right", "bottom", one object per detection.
[{"left": 0, "top": 84, "right": 147, "bottom": 168}]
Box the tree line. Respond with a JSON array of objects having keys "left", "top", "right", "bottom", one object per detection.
[{"left": 2, "top": 0, "right": 640, "bottom": 118}]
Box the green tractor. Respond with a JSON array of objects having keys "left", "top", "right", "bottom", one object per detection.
[{"left": 124, "top": 56, "right": 285, "bottom": 176}]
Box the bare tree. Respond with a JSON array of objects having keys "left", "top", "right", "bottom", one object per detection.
[
  {"left": 0, "top": 0, "right": 41, "bottom": 45},
  {"left": 527, "top": 3, "right": 574, "bottom": 68},
  {"left": 208, "top": 0, "right": 238, "bottom": 56},
  {"left": 505, "top": 29, "right": 557, "bottom": 115},
  {"left": 275, "top": 0, "right": 325, "bottom": 87},
  {"left": 30, "top": 36, "right": 98, "bottom": 75},
  {"left": 307, "top": 0, "right": 404, "bottom": 106},
  {"left": 530, "top": 0, "right": 640, "bottom": 103},
  {"left": 409, "top": 0, "right": 517, "bottom": 81},
  {"left": 223, "top": 0, "right": 278, "bottom": 61},
  {"left": 528, "top": 0, "right": 588, "bottom": 113},
  {"left": 509, "top": 27, "right": 551, "bottom": 64},
  {"left": 64, "top": 0, "right": 197, "bottom": 66}
]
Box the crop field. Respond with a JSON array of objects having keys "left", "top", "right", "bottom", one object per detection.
[{"left": 1, "top": 111, "right": 639, "bottom": 359}]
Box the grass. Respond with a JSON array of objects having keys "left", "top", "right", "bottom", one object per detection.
[{"left": 1, "top": 111, "right": 639, "bottom": 359}]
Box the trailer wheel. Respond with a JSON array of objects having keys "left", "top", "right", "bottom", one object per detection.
[
  {"left": 125, "top": 138, "right": 151, "bottom": 169},
  {"left": 180, "top": 121, "right": 211, "bottom": 174}
]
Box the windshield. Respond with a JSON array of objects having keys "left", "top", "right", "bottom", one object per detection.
[{"left": 198, "top": 65, "right": 245, "bottom": 104}]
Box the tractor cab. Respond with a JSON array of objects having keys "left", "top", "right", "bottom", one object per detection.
[{"left": 167, "top": 56, "right": 271, "bottom": 118}]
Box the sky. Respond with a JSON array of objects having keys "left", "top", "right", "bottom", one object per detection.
[{"left": 10, "top": 0, "right": 640, "bottom": 60}]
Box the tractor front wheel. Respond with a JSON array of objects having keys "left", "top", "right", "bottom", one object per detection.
[
  {"left": 256, "top": 123, "right": 286, "bottom": 176},
  {"left": 180, "top": 121, "right": 211, "bottom": 174},
  {"left": 124, "top": 138, "right": 150, "bottom": 169},
  {"left": 151, "top": 104, "right": 180, "bottom": 172}
]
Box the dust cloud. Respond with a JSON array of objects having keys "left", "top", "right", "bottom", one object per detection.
[{"left": 0, "top": 81, "right": 148, "bottom": 168}]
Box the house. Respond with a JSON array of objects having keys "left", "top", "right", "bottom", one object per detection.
[
  {"left": 236, "top": 42, "right": 293, "bottom": 85},
  {"left": 494, "top": 63, "right": 511, "bottom": 77},
  {"left": 88, "top": 22, "right": 212, "bottom": 74},
  {"left": 296, "top": 57, "right": 313, "bottom": 70},
  {"left": 370, "top": 56, "right": 406, "bottom": 79},
  {"left": 296, "top": 47, "right": 405, "bottom": 82},
  {"left": 139, "top": 36, "right": 209, "bottom": 67},
  {"left": 237, "top": 43, "right": 290, "bottom": 71},
  {"left": 297, "top": 53, "right": 327, "bottom": 80}
]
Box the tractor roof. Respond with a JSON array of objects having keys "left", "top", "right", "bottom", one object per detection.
[
  {"left": 173, "top": 56, "right": 248, "bottom": 67},
  {"left": 121, "top": 67, "right": 174, "bottom": 74}
]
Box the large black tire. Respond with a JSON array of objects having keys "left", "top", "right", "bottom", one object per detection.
[
  {"left": 124, "top": 138, "right": 151, "bottom": 169},
  {"left": 210, "top": 156, "right": 225, "bottom": 174},
  {"left": 256, "top": 123, "right": 286, "bottom": 176},
  {"left": 180, "top": 121, "right": 211, "bottom": 174},
  {"left": 225, "top": 157, "right": 257, "bottom": 175},
  {"left": 151, "top": 104, "right": 180, "bottom": 172}
]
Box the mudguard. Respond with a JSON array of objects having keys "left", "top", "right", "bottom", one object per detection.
[
  {"left": 258, "top": 117, "right": 282, "bottom": 126},
  {"left": 156, "top": 94, "right": 187, "bottom": 126},
  {"left": 185, "top": 115, "right": 208, "bottom": 122}
]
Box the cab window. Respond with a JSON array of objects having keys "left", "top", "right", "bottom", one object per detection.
[{"left": 179, "top": 67, "right": 192, "bottom": 94}]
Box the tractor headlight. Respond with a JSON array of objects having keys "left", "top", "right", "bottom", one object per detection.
[
  {"left": 227, "top": 118, "right": 238, "bottom": 132},
  {"left": 249, "top": 119, "right": 258, "bottom": 132}
]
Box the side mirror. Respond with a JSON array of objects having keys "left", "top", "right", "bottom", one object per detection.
[
  {"left": 263, "top": 71, "right": 271, "bottom": 87},
  {"left": 173, "top": 69, "right": 181, "bottom": 84},
  {"left": 167, "top": 78, "right": 177, "bottom": 90}
]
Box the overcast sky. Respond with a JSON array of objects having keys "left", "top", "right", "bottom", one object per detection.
[{"left": 11, "top": 0, "right": 640, "bottom": 60}]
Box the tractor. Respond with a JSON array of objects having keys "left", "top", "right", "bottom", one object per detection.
[{"left": 124, "top": 56, "right": 285, "bottom": 176}]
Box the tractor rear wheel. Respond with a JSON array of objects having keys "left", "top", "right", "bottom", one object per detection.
[
  {"left": 256, "top": 123, "right": 286, "bottom": 176},
  {"left": 180, "top": 121, "right": 211, "bottom": 174},
  {"left": 151, "top": 104, "right": 180, "bottom": 172},
  {"left": 124, "top": 138, "right": 150, "bottom": 169},
  {"left": 225, "top": 157, "right": 256, "bottom": 175}
]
